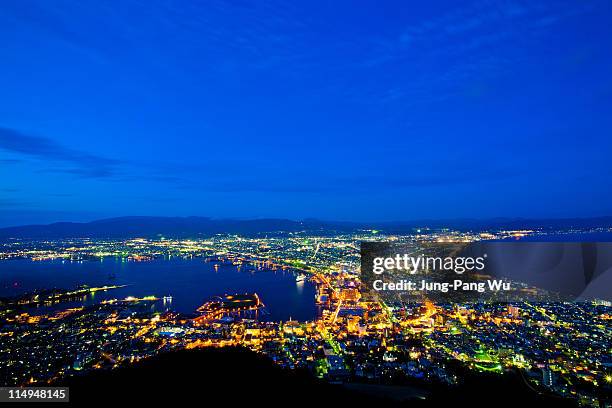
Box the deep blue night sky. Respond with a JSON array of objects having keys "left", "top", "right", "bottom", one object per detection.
[{"left": 1, "top": 0, "right": 612, "bottom": 226}]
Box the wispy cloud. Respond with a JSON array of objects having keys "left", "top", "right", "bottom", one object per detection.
[
  {"left": 348, "top": 0, "right": 602, "bottom": 107},
  {"left": 0, "top": 198, "right": 30, "bottom": 208},
  {"left": 2, "top": 0, "right": 317, "bottom": 73},
  {"left": 0, "top": 122, "right": 519, "bottom": 194},
  {"left": 396, "top": 0, "right": 595, "bottom": 52},
  {"left": 0, "top": 126, "right": 119, "bottom": 178}
]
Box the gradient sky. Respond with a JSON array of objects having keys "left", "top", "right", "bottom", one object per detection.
[{"left": 1, "top": 0, "right": 612, "bottom": 226}]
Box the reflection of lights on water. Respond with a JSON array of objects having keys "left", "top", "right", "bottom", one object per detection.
[{"left": 296, "top": 280, "right": 304, "bottom": 294}]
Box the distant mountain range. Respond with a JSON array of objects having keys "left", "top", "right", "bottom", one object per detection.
[{"left": 1, "top": 215, "right": 612, "bottom": 239}]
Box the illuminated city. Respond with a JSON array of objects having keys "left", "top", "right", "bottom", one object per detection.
[
  {"left": 2, "top": 0, "right": 612, "bottom": 405},
  {"left": 1, "top": 228, "right": 610, "bottom": 406}
]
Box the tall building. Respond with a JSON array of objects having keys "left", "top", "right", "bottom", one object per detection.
[{"left": 542, "top": 368, "right": 555, "bottom": 388}]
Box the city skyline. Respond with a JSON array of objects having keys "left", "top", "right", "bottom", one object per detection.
[
  {"left": 1, "top": 229, "right": 611, "bottom": 406},
  {"left": 2, "top": 0, "right": 612, "bottom": 225}
]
